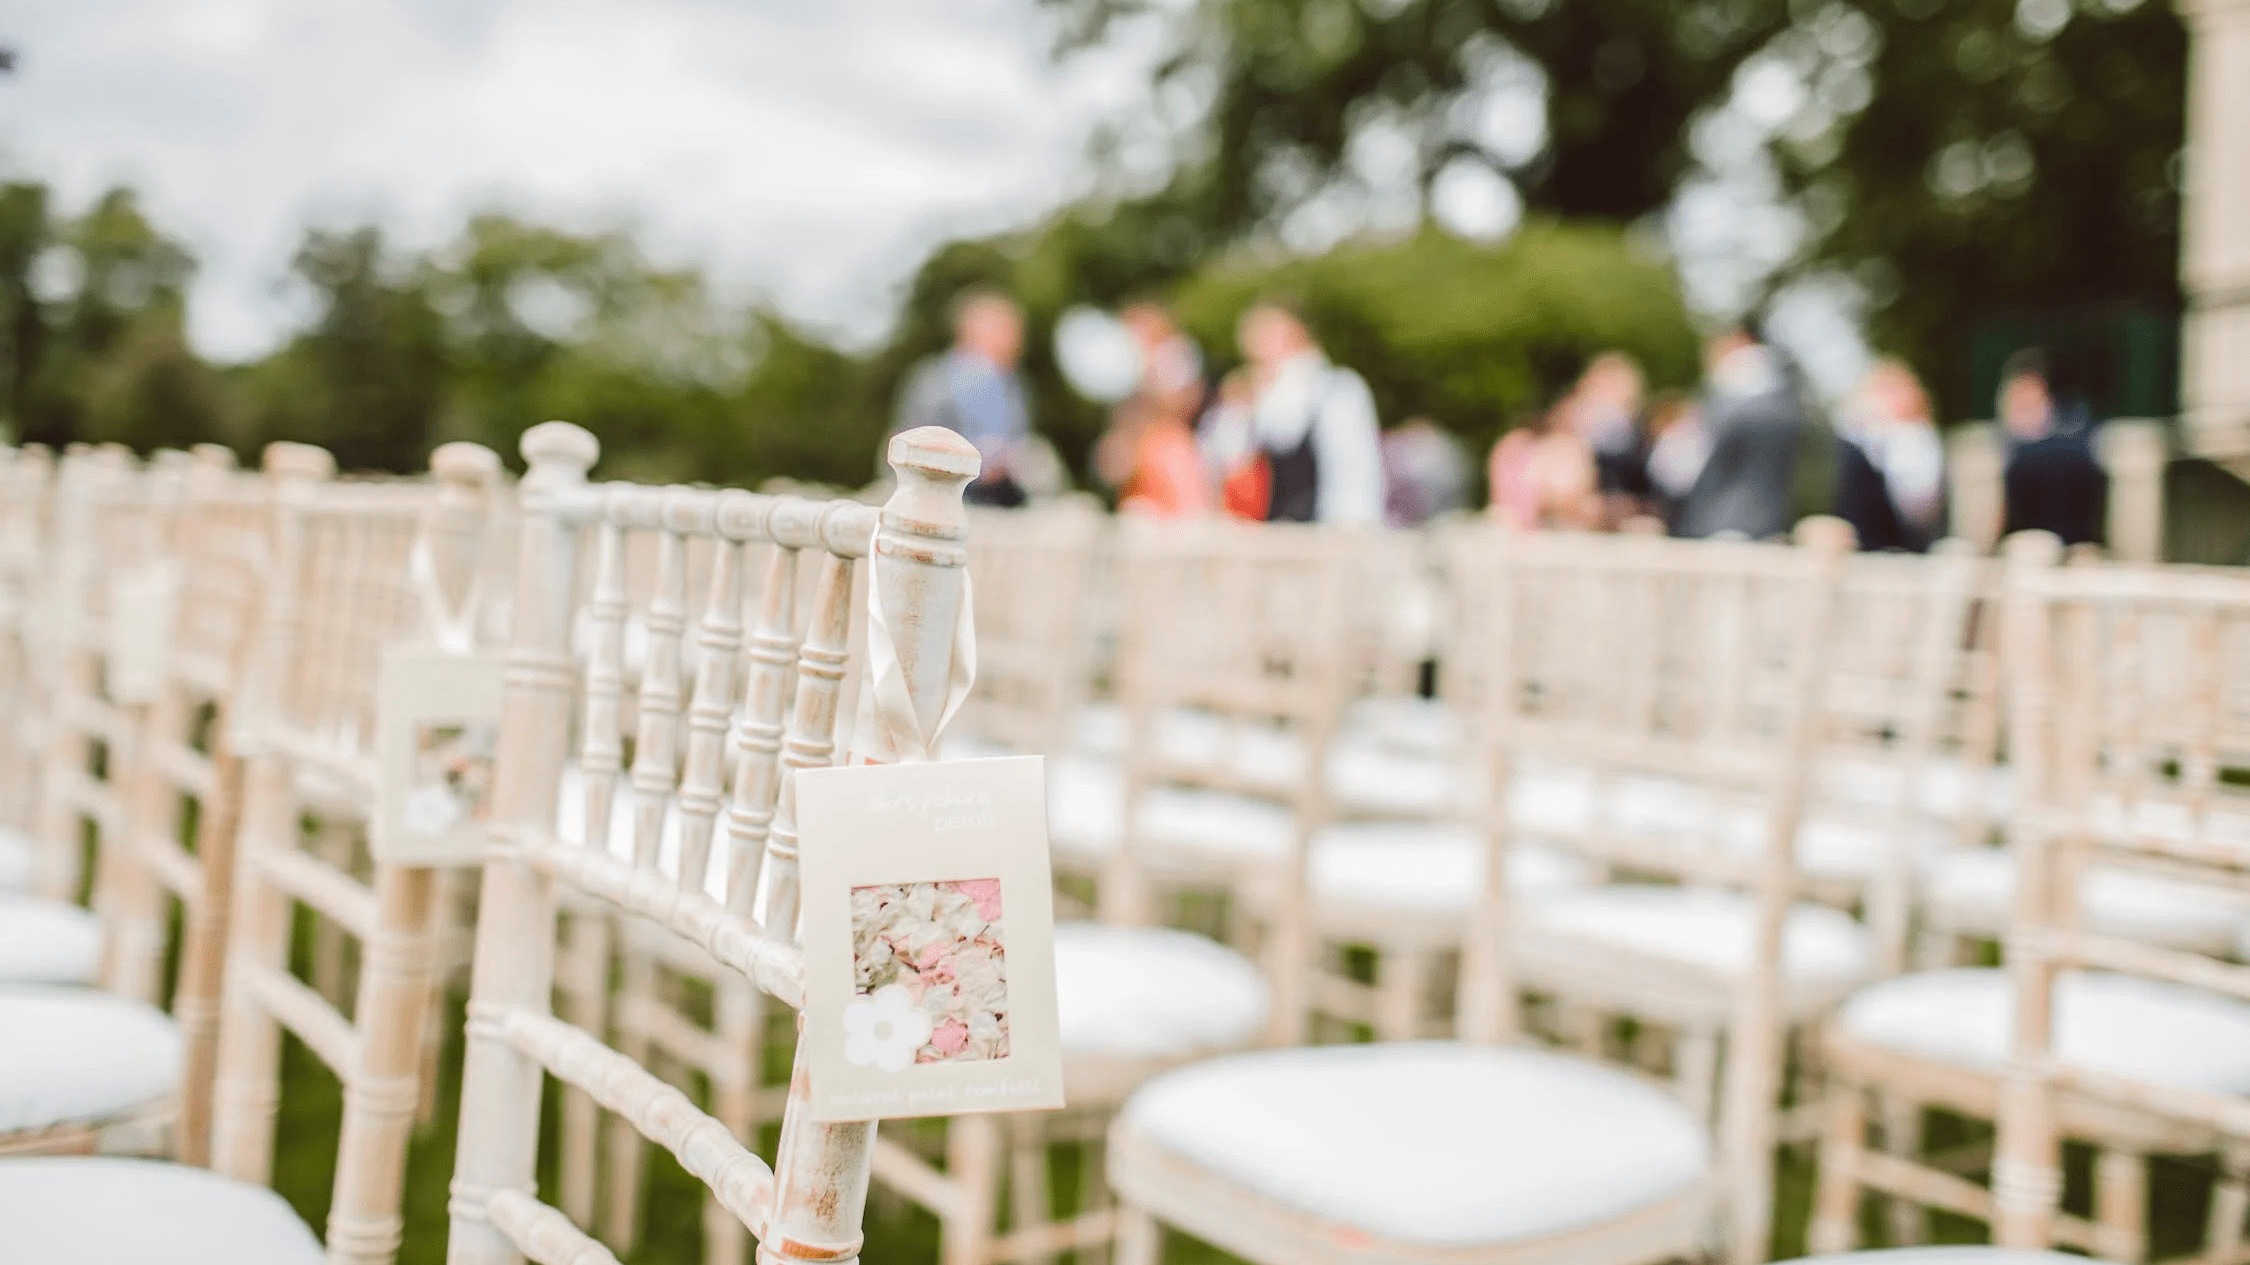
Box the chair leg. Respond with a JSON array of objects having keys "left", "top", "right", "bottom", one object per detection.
[
  {"left": 209, "top": 758, "right": 296, "bottom": 1185},
  {"left": 1374, "top": 946, "right": 1430, "bottom": 1043},
  {"left": 2206, "top": 1140, "right": 2250, "bottom": 1265},
  {"left": 2094, "top": 1148, "right": 2148, "bottom": 1264},
  {"left": 325, "top": 865, "right": 442, "bottom": 1265},
  {"left": 1080, "top": 1138, "right": 1115, "bottom": 1265},
  {"left": 941, "top": 1114, "right": 1002, "bottom": 1265},
  {"left": 1808, "top": 1085, "right": 1866, "bottom": 1256},
  {"left": 1113, "top": 1204, "right": 1160, "bottom": 1265},
  {"left": 174, "top": 743, "right": 245, "bottom": 1168},
  {"left": 1880, "top": 1098, "right": 1925, "bottom": 1245},
  {"left": 1676, "top": 1028, "right": 1720, "bottom": 1130},
  {"left": 1007, "top": 1116, "right": 1054, "bottom": 1265}
]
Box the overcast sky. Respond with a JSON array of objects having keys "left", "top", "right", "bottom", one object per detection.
[{"left": 1, "top": 0, "right": 1161, "bottom": 361}]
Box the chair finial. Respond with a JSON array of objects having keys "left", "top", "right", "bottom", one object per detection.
[
  {"left": 520, "top": 421, "right": 599, "bottom": 483},
  {"left": 261, "top": 442, "right": 336, "bottom": 484},
  {"left": 431, "top": 441, "right": 503, "bottom": 489}
]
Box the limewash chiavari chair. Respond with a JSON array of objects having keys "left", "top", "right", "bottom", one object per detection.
[
  {"left": 1295, "top": 522, "right": 1966, "bottom": 1049},
  {"left": 26, "top": 443, "right": 164, "bottom": 907},
  {"left": 1813, "top": 537, "right": 2250, "bottom": 1265},
  {"left": 955, "top": 502, "right": 1104, "bottom": 760},
  {"left": 1990, "top": 553, "right": 2250, "bottom": 1260},
  {"left": 195, "top": 442, "right": 505, "bottom": 1265},
  {"left": 96, "top": 443, "right": 335, "bottom": 1166},
  {"left": 862, "top": 522, "right": 1333, "bottom": 1265},
  {"left": 0, "top": 448, "right": 215, "bottom": 1161},
  {"left": 1914, "top": 549, "right": 2250, "bottom": 969},
  {"left": 0, "top": 441, "right": 504, "bottom": 1265},
  {"left": 0, "top": 443, "right": 56, "bottom": 889},
  {"left": 445, "top": 422, "right": 980, "bottom": 1265},
  {"left": 1104, "top": 522, "right": 1851, "bottom": 1265}
]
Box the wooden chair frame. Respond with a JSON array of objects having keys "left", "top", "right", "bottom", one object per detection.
[
  {"left": 208, "top": 441, "right": 506, "bottom": 1265},
  {"left": 1810, "top": 535, "right": 2250, "bottom": 1265},
  {"left": 1106, "top": 524, "right": 1851, "bottom": 1265},
  {"left": 445, "top": 423, "right": 980, "bottom": 1265},
  {"left": 1990, "top": 548, "right": 2250, "bottom": 1261}
]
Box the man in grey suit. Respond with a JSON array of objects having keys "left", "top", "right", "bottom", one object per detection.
[{"left": 1673, "top": 325, "right": 1807, "bottom": 540}]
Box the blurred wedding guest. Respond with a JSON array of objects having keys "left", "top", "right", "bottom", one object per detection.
[
  {"left": 1488, "top": 403, "right": 1598, "bottom": 530},
  {"left": 894, "top": 289, "right": 1035, "bottom": 507},
  {"left": 1998, "top": 348, "right": 2107, "bottom": 546},
  {"left": 1200, "top": 369, "right": 1265, "bottom": 520},
  {"left": 1095, "top": 304, "right": 1212, "bottom": 517},
  {"left": 1642, "top": 393, "right": 1708, "bottom": 527},
  {"left": 1219, "top": 303, "right": 1385, "bottom": 525},
  {"left": 1673, "top": 324, "right": 1806, "bottom": 540},
  {"left": 1381, "top": 417, "right": 1470, "bottom": 527},
  {"left": 1565, "top": 352, "right": 1653, "bottom": 525},
  {"left": 1835, "top": 357, "right": 1946, "bottom": 551}
]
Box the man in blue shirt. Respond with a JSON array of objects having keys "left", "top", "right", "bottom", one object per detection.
[{"left": 894, "top": 290, "right": 1034, "bottom": 507}]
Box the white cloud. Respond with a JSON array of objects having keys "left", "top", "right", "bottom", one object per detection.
[{"left": 0, "top": 0, "right": 1160, "bottom": 360}]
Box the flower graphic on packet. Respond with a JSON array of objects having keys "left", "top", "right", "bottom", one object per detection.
[
  {"left": 848, "top": 879, "right": 1010, "bottom": 1065},
  {"left": 402, "top": 784, "right": 462, "bottom": 836},
  {"left": 842, "top": 985, "right": 934, "bottom": 1072}
]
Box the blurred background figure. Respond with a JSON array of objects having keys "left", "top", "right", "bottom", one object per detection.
[
  {"left": 1381, "top": 416, "right": 1469, "bottom": 527},
  {"left": 1564, "top": 352, "right": 1654, "bottom": 527},
  {"left": 1642, "top": 392, "right": 1708, "bottom": 530},
  {"left": 1215, "top": 303, "right": 1384, "bottom": 525},
  {"left": 1093, "top": 303, "right": 1212, "bottom": 517},
  {"left": 1834, "top": 357, "right": 1945, "bottom": 551},
  {"left": 1673, "top": 324, "right": 1806, "bottom": 540},
  {"left": 1488, "top": 400, "right": 1598, "bottom": 530},
  {"left": 1999, "top": 347, "right": 2108, "bottom": 545},
  {"left": 894, "top": 289, "right": 1035, "bottom": 507}
]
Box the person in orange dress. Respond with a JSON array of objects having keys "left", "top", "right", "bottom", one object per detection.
[{"left": 1095, "top": 303, "right": 1214, "bottom": 517}]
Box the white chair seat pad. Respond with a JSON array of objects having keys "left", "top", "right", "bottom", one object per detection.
[
  {"left": 1327, "top": 742, "right": 1459, "bottom": 819},
  {"left": 1342, "top": 696, "right": 1456, "bottom": 758},
  {"left": 1055, "top": 924, "right": 1267, "bottom": 1058},
  {"left": 1070, "top": 701, "right": 1127, "bottom": 758},
  {"left": 1819, "top": 759, "right": 2013, "bottom": 824},
  {"left": 1786, "top": 1250, "right": 2090, "bottom": 1265},
  {"left": 1506, "top": 771, "right": 1938, "bottom": 884},
  {"left": 1924, "top": 849, "right": 2250, "bottom": 953},
  {"left": 1120, "top": 1042, "right": 1710, "bottom": 1246},
  {"left": 1310, "top": 822, "right": 1591, "bottom": 914},
  {"left": 1049, "top": 756, "right": 1293, "bottom": 864},
  {"left": 0, "top": 896, "right": 101, "bottom": 986},
  {"left": 0, "top": 825, "right": 33, "bottom": 892},
  {"left": 0, "top": 989, "right": 182, "bottom": 1135},
  {"left": 1522, "top": 886, "right": 1873, "bottom": 988},
  {"left": 0, "top": 1157, "right": 321, "bottom": 1265},
  {"left": 1837, "top": 968, "right": 2250, "bottom": 1094}
]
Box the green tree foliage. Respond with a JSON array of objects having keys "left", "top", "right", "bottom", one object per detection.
[
  {"left": 1784, "top": 0, "right": 2185, "bottom": 416},
  {"left": 1170, "top": 222, "right": 1699, "bottom": 453},
  {"left": 235, "top": 226, "right": 448, "bottom": 472},
  {"left": 1045, "top": 0, "right": 1792, "bottom": 223},
  {"left": 1044, "top": 0, "right": 2187, "bottom": 420},
  {"left": 0, "top": 184, "right": 221, "bottom": 450}
]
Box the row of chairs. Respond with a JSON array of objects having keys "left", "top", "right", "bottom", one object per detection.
[
  {"left": 4, "top": 422, "right": 2246, "bottom": 1265},
  {"left": 0, "top": 424, "right": 986, "bottom": 1265},
  {"left": 925, "top": 505, "right": 2250, "bottom": 1265}
]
